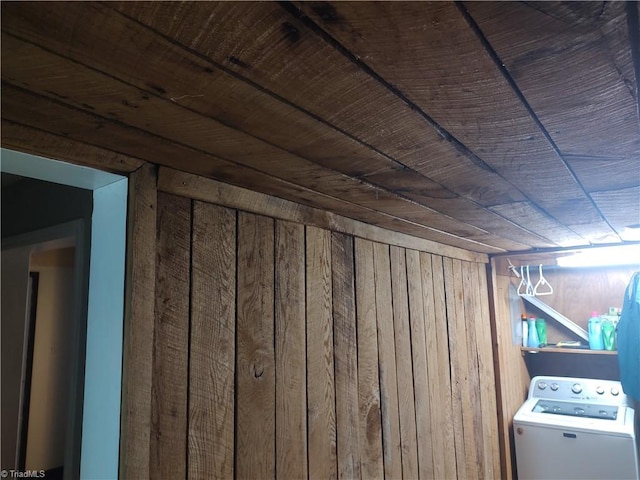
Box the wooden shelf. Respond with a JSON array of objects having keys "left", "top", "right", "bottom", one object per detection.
[{"left": 521, "top": 347, "right": 617, "bottom": 355}]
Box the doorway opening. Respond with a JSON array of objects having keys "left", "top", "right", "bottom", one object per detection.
[{"left": 1, "top": 148, "right": 127, "bottom": 479}]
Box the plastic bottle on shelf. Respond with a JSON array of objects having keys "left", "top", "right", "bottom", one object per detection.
[
  {"left": 602, "top": 320, "right": 615, "bottom": 351},
  {"left": 535, "top": 318, "right": 547, "bottom": 346},
  {"left": 527, "top": 317, "right": 539, "bottom": 348},
  {"left": 588, "top": 311, "right": 604, "bottom": 350}
]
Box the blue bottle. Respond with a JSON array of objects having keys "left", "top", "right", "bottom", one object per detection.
[
  {"left": 527, "top": 317, "right": 540, "bottom": 347},
  {"left": 588, "top": 312, "right": 604, "bottom": 350}
]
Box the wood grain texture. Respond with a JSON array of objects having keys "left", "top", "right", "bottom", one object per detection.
[
  {"left": 0, "top": 84, "right": 396, "bottom": 238},
  {"left": 0, "top": 1, "right": 546, "bottom": 253},
  {"left": 461, "top": 261, "right": 486, "bottom": 479},
  {"left": 131, "top": 0, "right": 616, "bottom": 247},
  {"left": 331, "top": 232, "right": 360, "bottom": 479},
  {"left": 354, "top": 238, "right": 384, "bottom": 479},
  {"left": 158, "top": 167, "right": 491, "bottom": 262},
  {"left": 151, "top": 192, "right": 191, "bottom": 479},
  {"left": 0, "top": 31, "right": 511, "bottom": 247},
  {"left": 473, "top": 262, "right": 502, "bottom": 478},
  {"left": 1, "top": 119, "right": 143, "bottom": 174},
  {"left": 405, "top": 249, "right": 435, "bottom": 480},
  {"left": 119, "top": 163, "right": 157, "bottom": 479},
  {"left": 420, "top": 253, "right": 454, "bottom": 480},
  {"left": 442, "top": 257, "right": 467, "bottom": 478},
  {"left": 305, "top": 226, "right": 337, "bottom": 480},
  {"left": 488, "top": 202, "right": 585, "bottom": 248},
  {"left": 236, "top": 212, "right": 276, "bottom": 480},
  {"left": 275, "top": 220, "right": 307, "bottom": 479},
  {"left": 372, "top": 242, "right": 403, "bottom": 479},
  {"left": 189, "top": 202, "right": 236, "bottom": 479},
  {"left": 1, "top": 1, "right": 636, "bottom": 252},
  {"left": 300, "top": 1, "right": 618, "bottom": 243},
  {"left": 111, "top": 1, "right": 526, "bottom": 211},
  {"left": 466, "top": 1, "right": 639, "bottom": 159},
  {"left": 3, "top": 79, "right": 510, "bottom": 254},
  {"left": 454, "top": 259, "right": 482, "bottom": 478},
  {"left": 390, "top": 246, "right": 419, "bottom": 480},
  {"left": 0, "top": 1, "right": 398, "bottom": 177},
  {"left": 590, "top": 188, "right": 640, "bottom": 242}
]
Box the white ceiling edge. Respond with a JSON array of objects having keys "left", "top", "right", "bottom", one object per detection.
[{"left": 0, "top": 148, "right": 124, "bottom": 191}]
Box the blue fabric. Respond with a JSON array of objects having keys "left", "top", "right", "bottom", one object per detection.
[{"left": 618, "top": 272, "right": 640, "bottom": 402}]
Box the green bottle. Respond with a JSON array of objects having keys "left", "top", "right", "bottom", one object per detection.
[
  {"left": 535, "top": 318, "right": 547, "bottom": 346},
  {"left": 602, "top": 320, "right": 615, "bottom": 351}
]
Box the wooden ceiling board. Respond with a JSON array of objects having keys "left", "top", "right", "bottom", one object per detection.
[
  {"left": 108, "top": 1, "right": 528, "bottom": 209},
  {"left": 109, "top": 0, "right": 616, "bottom": 247},
  {"left": 488, "top": 202, "right": 588, "bottom": 248},
  {"left": 0, "top": 2, "right": 395, "bottom": 178},
  {"left": 465, "top": 1, "right": 639, "bottom": 159},
  {"left": 590, "top": 186, "right": 640, "bottom": 242},
  {"left": 297, "top": 1, "right": 618, "bottom": 243},
  {"left": 1, "top": 35, "right": 515, "bottom": 245},
  {"left": 0, "top": 120, "right": 143, "bottom": 174},
  {"left": 564, "top": 154, "right": 640, "bottom": 193},
  {"left": 2, "top": 83, "right": 508, "bottom": 253},
  {"left": 1, "top": 1, "right": 538, "bottom": 251},
  {"left": 1, "top": 1, "right": 636, "bottom": 254},
  {"left": 362, "top": 169, "right": 558, "bottom": 249}
]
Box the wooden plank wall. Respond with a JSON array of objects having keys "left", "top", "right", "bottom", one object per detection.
[{"left": 122, "top": 183, "right": 501, "bottom": 479}]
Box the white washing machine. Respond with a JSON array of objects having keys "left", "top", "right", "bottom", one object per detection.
[{"left": 514, "top": 376, "right": 638, "bottom": 480}]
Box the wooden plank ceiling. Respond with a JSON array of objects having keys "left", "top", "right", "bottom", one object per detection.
[{"left": 2, "top": 1, "right": 639, "bottom": 254}]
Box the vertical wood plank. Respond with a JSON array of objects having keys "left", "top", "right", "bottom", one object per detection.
[
  {"left": 390, "top": 246, "right": 419, "bottom": 480},
  {"left": 444, "top": 258, "right": 478, "bottom": 478},
  {"left": 354, "top": 238, "right": 384, "bottom": 479},
  {"left": 406, "top": 249, "right": 434, "bottom": 480},
  {"left": 373, "top": 242, "right": 403, "bottom": 479},
  {"left": 445, "top": 258, "right": 469, "bottom": 478},
  {"left": 189, "top": 202, "right": 236, "bottom": 479},
  {"left": 430, "top": 254, "right": 464, "bottom": 478},
  {"left": 306, "top": 226, "right": 337, "bottom": 480},
  {"left": 151, "top": 192, "right": 191, "bottom": 479},
  {"left": 275, "top": 220, "right": 307, "bottom": 479},
  {"left": 461, "top": 261, "right": 485, "bottom": 479},
  {"left": 474, "top": 262, "right": 502, "bottom": 478},
  {"left": 120, "top": 163, "right": 157, "bottom": 479},
  {"left": 420, "top": 253, "right": 453, "bottom": 480},
  {"left": 236, "top": 212, "right": 275, "bottom": 480},
  {"left": 331, "top": 232, "right": 360, "bottom": 480}
]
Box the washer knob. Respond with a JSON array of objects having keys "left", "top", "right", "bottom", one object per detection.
[
  {"left": 596, "top": 386, "right": 605, "bottom": 395},
  {"left": 571, "top": 383, "right": 582, "bottom": 394},
  {"left": 550, "top": 383, "right": 559, "bottom": 391},
  {"left": 611, "top": 387, "right": 620, "bottom": 396},
  {"left": 538, "top": 382, "right": 547, "bottom": 390}
]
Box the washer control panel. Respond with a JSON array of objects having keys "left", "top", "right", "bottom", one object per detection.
[{"left": 528, "top": 376, "right": 631, "bottom": 406}]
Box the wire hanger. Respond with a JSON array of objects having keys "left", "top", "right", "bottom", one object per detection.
[{"left": 534, "top": 264, "right": 553, "bottom": 296}]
